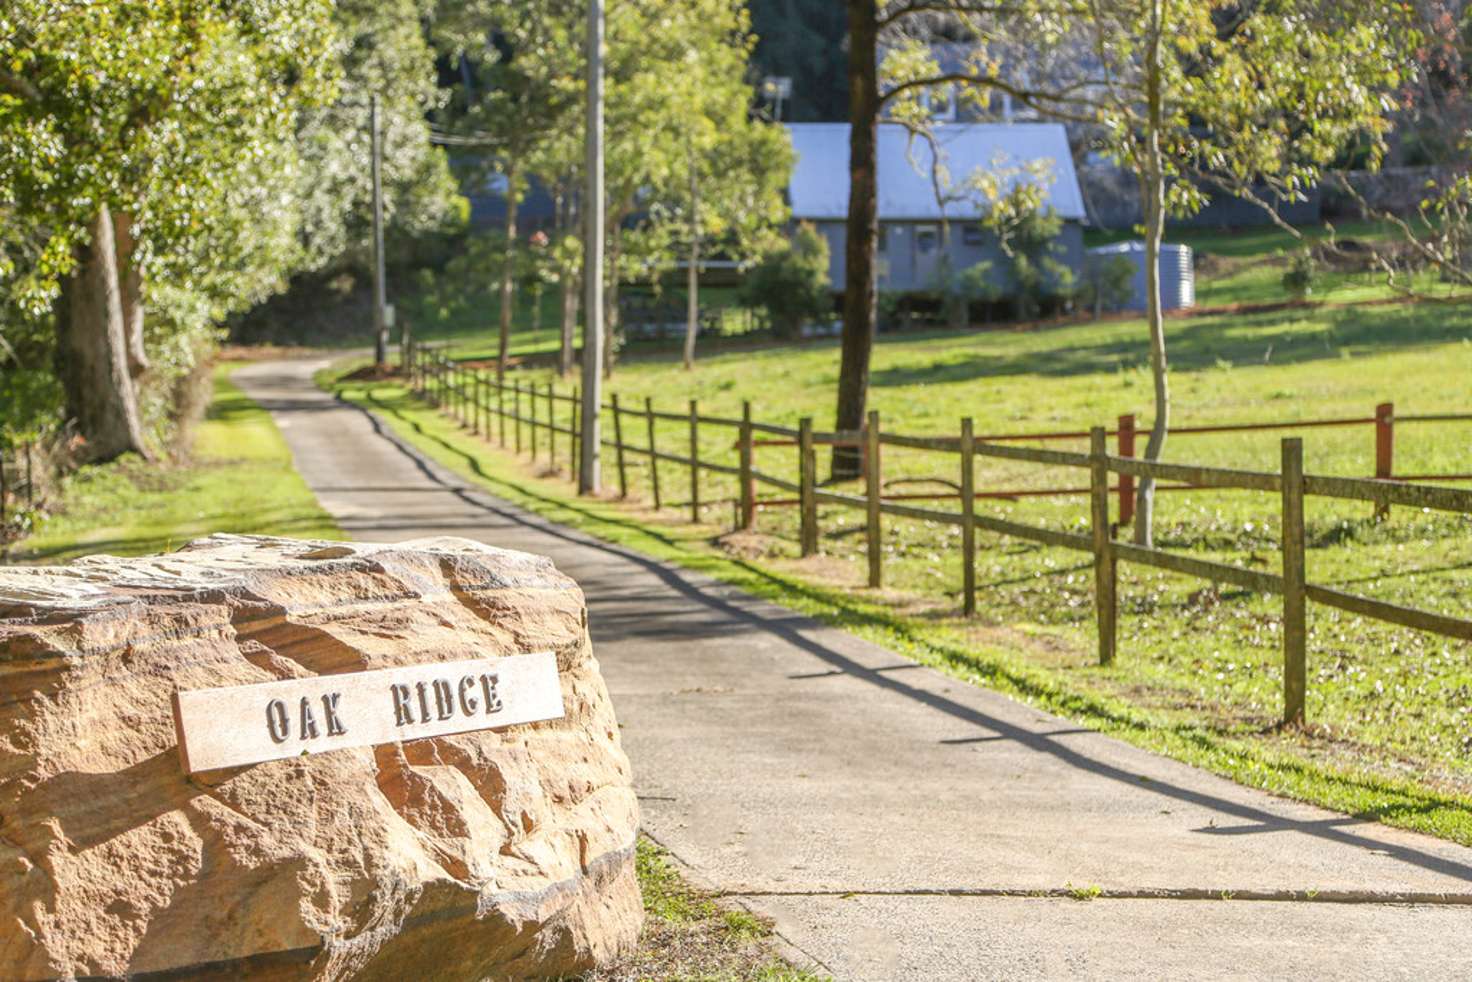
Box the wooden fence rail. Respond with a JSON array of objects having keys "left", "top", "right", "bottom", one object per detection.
[{"left": 404, "top": 342, "right": 1472, "bottom": 726}]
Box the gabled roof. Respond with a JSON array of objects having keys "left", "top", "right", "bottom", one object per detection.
[{"left": 785, "top": 122, "right": 1086, "bottom": 222}]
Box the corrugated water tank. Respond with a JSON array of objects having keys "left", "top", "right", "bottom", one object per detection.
[{"left": 1085, "top": 241, "right": 1195, "bottom": 312}]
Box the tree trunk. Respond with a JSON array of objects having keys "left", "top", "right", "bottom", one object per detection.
[
  {"left": 112, "top": 212, "right": 148, "bottom": 378},
  {"left": 497, "top": 164, "right": 519, "bottom": 383},
  {"left": 684, "top": 171, "right": 700, "bottom": 371},
  {"left": 1132, "top": 1, "right": 1170, "bottom": 547},
  {"left": 833, "top": 0, "right": 881, "bottom": 480},
  {"left": 55, "top": 205, "right": 151, "bottom": 462},
  {"left": 603, "top": 221, "right": 621, "bottom": 380}
]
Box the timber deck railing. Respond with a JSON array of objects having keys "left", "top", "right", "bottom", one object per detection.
[{"left": 405, "top": 342, "right": 1472, "bottom": 727}]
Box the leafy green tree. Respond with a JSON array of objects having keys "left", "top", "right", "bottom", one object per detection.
[
  {"left": 0, "top": 0, "right": 336, "bottom": 460},
  {"left": 437, "top": 0, "right": 581, "bottom": 380},
  {"left": 650, "top": 0, "right": 793, "bottom": 369},
  {"left": 741, "top": 224, "right": 832, "bottom": 340},
  {"left": 834, "top": 0, "right": 1414, "bottom": 534},
  {"left": 295, "top": 0, "right": 461, "bottom": 275}
]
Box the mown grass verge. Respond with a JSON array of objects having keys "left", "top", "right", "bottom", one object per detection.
[
  {"left": 13, "top": 364, "right": 342, "bottom": 562},
  {"left": 328, "top": 369, "right": 1472, "bottom": 848}
]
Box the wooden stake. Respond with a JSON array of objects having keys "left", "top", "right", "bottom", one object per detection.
[
  {"left": 739, "top": 401, "right": 754, "bottom": 530},
  {"left": 1281, "top": 437, "right": 1307, "bottom": 726},
  {"left": 1090, "top": 426, "right": 1117, "bottom": 665},
  {"left": 547, "top": 383, "right": 556, "bottom": 466},
  {"left": 612, "top": 394, "right": 628, "bottom": 497},
  {"left": 568, "top": 385, "right": 579, "bottom": 482},
  {"left": 513, "top": 380, "right": 522, "bottom": 454},
  {"left": 571, "top": 387, "right": 581, "bottom": 482},
  {"left": 799, "top": 417, "right": 817, "bottom": 556},
  {"left": 1117, "top": 413, "right": 1135, "bottom": 528},
  {"left": 529, "top": 377, "right": 539, "bottom": 461},
  {"left": 689, "top": 399, "right": 701, "bottom": 523},
  {"left": 1374, "top": 401, "right": 1393, "bottom": 520},
  {"left": 866, "top": 410, "right": 881, "bottom": 588},
  {"left": 497, "top": 375, "right": 506, "bottom": 446},
  {"left": 961, "top": 417, "right": 976, "bottom": 617},
  {"left": 646, "top": 397, "right": 662, "bottom": 510}
]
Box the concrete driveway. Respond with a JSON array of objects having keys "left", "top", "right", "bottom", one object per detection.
[{"left": 235, "top": 357, "right": 1472, "bottom": 981}]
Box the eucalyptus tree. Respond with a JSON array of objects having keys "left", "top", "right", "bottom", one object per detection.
[
  {"left": 437, "top": 0, "right": 582, "bottom": 381},
  {"left": 652, "top": 0, "right": 792, "bottom": 369},
  {"left": 836, "top": 1, "right": 1415, "bottom": 546},
  {"left": 294, "top": 0, "right": 459, "bottom": 276},
  {"left": 0, "top": 0, "right": 336, "bottom": 460}
]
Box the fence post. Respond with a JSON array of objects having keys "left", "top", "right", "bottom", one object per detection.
[
  {"left": 1090, "top": 426, "right": 1117, "bottom": 666},
  {"left": 1281, "top": 437, "right": 1307, "bottom": 727},
  {"left": 688, "top": 400, "right": 701, "bottom": 523},
  {"left": 571, "top": 386, "right": 580, "bottom": 482},
  {"left": 472, "top": 371, "right": 482, "bottom": 436},
  {"left": 496, "top": 376, "right": 506, "bottom": 446},
  {"left": 739, "top": 401, "right": 754, "bottom": 530},
  {"left": 1117, "top": 413, "right": 1135, "bottom": 528},
  {"left": 612, "top": 393, "right": 628, "bottom": 497},
  {"left": 1374, "top": 401, "right": 1393, "bottom": 520},
  {"left": 1, "top": 446, "right": 8, "bottom": 538},
  {"left": 866, "top": 410, "right": 881, "bottom": 588},
  {"left": 482, "top": 372, "right": 490, "bottom": 437},
  {"left": 646, "top": 397, "right": 662, "bottom": 509},
  {"left": 799, "top": 417, "right": 817, "bottom": 556},
  {"left": 513, "top": 380, "right": 523, "bottom": 454},
  {"left": 547, "top": 384, "right": 556, "bottom": 466},
  {"left": 529, "top": 378, "right": 539, "bottom": 461},
  {"left": 24, "top": 442, "right": 34, "bottom": 509},
  {"left": 961, "top": 418, "right": 976, "bottom": 617}
]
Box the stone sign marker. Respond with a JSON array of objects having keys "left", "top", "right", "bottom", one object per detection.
[
  {"left": 172, "top": 652, "right": 565, "bottom": 773},
  {"left": 0, "top": 534, "right": 642, "bottom": 980}
]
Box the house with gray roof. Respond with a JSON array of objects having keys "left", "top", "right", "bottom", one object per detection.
[{"left": 785, "top": 122, "right": 1087, "bottom": 298}]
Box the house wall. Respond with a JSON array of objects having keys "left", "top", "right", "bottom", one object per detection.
[{"left": 810, "top": 219, "right": 1083, "bottom": 295}]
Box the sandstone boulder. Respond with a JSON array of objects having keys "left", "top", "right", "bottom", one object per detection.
[{"left": 0, "top": 534, "right": 641, "bottom": 980}]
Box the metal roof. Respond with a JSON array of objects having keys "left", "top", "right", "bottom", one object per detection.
[{"left": 785, "top": 122, "right": 1086, "bottom": 222}]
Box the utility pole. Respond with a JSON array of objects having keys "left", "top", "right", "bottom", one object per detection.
[
  {"left": 370, "top": 94, "right": 389, "bottom": 370},
  {"left": 579, "top": 0, "right": 605, "bottom": 494}
]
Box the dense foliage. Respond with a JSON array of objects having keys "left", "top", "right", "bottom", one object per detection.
[
  {"left": 0, "top": 1, "right": 460, "bottom": 456},
  {"left": 741, "top": 224, "right": 832, "bottom": 340}
]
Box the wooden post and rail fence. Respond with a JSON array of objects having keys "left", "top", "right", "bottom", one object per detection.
[{"left": 404, "top": 342, "right": 1472, "bottom": 728}]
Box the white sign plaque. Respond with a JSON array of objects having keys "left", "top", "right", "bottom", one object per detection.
[{"left": 171, "top": 653, "right": 564, "bottom": 774}]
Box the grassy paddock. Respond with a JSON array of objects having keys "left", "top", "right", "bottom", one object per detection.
[
  {"left": 14, "top": 364, "right": 342, "bottom": 562},
  {"left": 337, "top": 293, "right": 1472, "bottom": 844}
]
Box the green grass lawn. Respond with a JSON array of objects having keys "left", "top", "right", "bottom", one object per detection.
[
  {"left": 330, "top": 288, "right": 1472, "bottom": 846},
  {"left": 1085, "top": 219, "right": 1468, "bottom": 308},
  {"left": 13, "top": 364, "right": 342, "bottom": 563}
]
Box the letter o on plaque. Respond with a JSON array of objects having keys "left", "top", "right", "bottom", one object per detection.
[{"left": 266, "top": 699, "right": 290, "bottom": 744}]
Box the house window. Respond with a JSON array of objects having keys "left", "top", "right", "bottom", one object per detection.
[
  {"left": 877, "top": 226, "right": 888, "bottom": 252},
  {"left": 916, "top": 227, "right": 939, "bottom": 254},
  {"left": 962, "top": 224, "right": 985, "bottom": 247}
]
